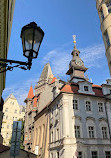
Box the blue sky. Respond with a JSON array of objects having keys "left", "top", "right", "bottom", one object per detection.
[{"left": 3, "top": 0, "right": 110, "bottom": 105}]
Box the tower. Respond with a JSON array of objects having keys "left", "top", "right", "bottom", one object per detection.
[
  {"left": 96, "top": 0, "right": 111, "bottom": 75},
  {"left": 66, "top": 35, "right": 88, "bottom": 82}
]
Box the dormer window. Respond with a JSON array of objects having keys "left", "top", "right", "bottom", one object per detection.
[
  {"left": 84, "top": 86, "right": 89, "bottom": 91},
  {"left": 76, "top": 53, "right": 78, "bottom": 56}
]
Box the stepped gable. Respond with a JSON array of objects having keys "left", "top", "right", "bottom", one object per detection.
[
  {"left": 27, "top": 85, "right": 34, "bottom": 99},
  {"left": 61, "top": 83, "right": 103, "bottom": 97},
  {"left": 4, "top": 93, "right": 16, "bottom": 103},
  {"left": 39, "top": 63, "right": 54, "bottom": 81}
]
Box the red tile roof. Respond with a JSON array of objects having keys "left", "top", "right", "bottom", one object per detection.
[
  {"left": 61, "top": 83, "right": 104, "bottom": 97},
  {"left": 0, "top": 144, "right": 10, "bottom": 153},
  {"left": 27, "top": 85, "right": 34, "bottom": 99},
  {"left": 33, "top": 97, "right": 37, "bottom": 108},
  {"left": 92, "top": 84, "right": 102, "bottom": 88},
  {"left": 50, "top": 77, "right": 56, "bottom": 84}
]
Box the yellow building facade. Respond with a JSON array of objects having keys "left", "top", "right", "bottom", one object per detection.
[
  {"left": 96, "top": 0, "right": 111, "bottom": 75},
  {"left": 1, "top": 94, "right": 25, "bottom": 146},
  {"left": 0, "top": 0, "right": 16, "bottom": 143}
]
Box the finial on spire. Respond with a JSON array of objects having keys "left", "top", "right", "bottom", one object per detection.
[{"left": 72, "top": 35, "right": 76, "bottom": 48}]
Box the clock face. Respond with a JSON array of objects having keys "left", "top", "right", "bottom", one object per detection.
[{"left": 75, "top": 60, "right": 84, "bottom": 66}]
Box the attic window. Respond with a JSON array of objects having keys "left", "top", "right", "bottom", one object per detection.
[
  {"left": 84, "top": 86, "right": 89, "bottom": 91},
  {"left": 76, "top": 53, "right": 78, "bottom": 56}
]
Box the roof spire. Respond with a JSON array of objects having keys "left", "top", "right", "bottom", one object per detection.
[
  {"left": 27, "top": 85, "right": 34, "bottom": 99},
  {"left": 72, "top": 35, "right": 76, "bottom": 49}
]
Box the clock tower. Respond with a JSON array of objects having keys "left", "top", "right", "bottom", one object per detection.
[{"left": 66, "top": 36, "right": 88, "bottom": 82}]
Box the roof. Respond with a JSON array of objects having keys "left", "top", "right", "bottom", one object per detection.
[
  {"left": 39, "top": 63, "right": 54, "bottom": 81},
  {"left": 0, "top": 144, "right": 10, "bottom": 153},
  {"left": 4, "top": 93, "right": 16, "bottom": 103},
  {"left": 33, "top": 97, "right": 37, "bottom": 108},
  {"left": 50, "top": 77, "right": 57, "bottom": 84},
  {"left": 27, "top": 85, "right": 34, "bottom": 99},
  {"left": 60, "top": 83, "right": 104, "bottom": 97}
]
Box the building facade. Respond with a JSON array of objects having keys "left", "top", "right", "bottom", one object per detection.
[
  {"left": 24, "top": 63, "right": 64, "bottom": 157},
  {"left": 24, "top": 42, "right": 111, "bottom": 158},
  {"left": 48, "top": 44, "right": 111, "bottom": 158},
  {"left": 0, "top": 0, "right": 16, "bottom": 143},
  {"left": 96, "top": 0, "right": 111, "bottom": 75},
  {"left": 1, "top": 94, "right": 25, "bottom": 146}
]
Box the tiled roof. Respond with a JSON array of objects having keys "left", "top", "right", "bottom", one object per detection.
[
  {"left": 33, "top": 97, "right": 37, "bottom": 108},
  {"left": 0, "top": 144, "right": 10, "bottom": 153},
  {"left": 27, "top": 85, "right": 34, "bottom": 99},
  {"left": 61, "top": 83, "right": 104, "bottom": 97},
  {"left": 50, "top": 77, "right": 56, "bottom": 84},
  {"left": 92, "top": 84, "right": 102, "bottom": 88}
]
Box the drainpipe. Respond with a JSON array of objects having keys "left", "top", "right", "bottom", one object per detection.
[{"left": 104, "top": 98, "right": 111, "bottom": 143}]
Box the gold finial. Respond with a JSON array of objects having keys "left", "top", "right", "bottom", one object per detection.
[{"left": 72, "top": 35, "right": 76, "bottom": 48}]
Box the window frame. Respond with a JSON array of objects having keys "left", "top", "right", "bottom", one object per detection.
[
  {"left": 102, "top": 127, "right": 108, "bottom": 138},
  {"left": 105, "top": 151, "right": 111, "bottom": 158},
  {"left": 84, "top": 86, "right": 89, "bottom": 92},
  {"left": 98, "top": 102, "right": 104, "bottom": 112},
  {"left": 73, "top": 99, "right": 79, "bottom": 110},
  {"left": 91, "top": 151, "right": 98, "bottom": 158},
  {"left": 77, "top": 152, "right": 82, "bottom": 158},
  {"left": 86, "top": 101, "right": 91, "bottom": 112},
  {"left": 88, "top": 126, "right": 95, "bottom": 138},
  {"left": 75, "top": 125, "right": 81, "bottom": 138}
]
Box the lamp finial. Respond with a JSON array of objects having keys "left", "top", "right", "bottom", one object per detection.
[{"left": 72, "top": 35, "right": 76, "bottom": 48}]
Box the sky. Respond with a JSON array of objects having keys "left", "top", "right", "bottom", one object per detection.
[{"left": 2, "top": 0, "right": 110, "bottom": 105}]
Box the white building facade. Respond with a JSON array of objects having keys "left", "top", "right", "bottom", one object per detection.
[{"left": 48, "top": 43, "right": 111, "bottom": 158}]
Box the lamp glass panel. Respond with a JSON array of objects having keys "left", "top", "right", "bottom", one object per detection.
[
  {"left": 22, "top": 33, "right": 25, "bottom": 52},
  {"left": 33, "top": 29, "right": 43, "bottom": 52},
  {"left": 24, "top": 28, "right": 33, "bottom": 51},
  {"left": 24, "top": 51, "right": 30, "bottom": 58}
]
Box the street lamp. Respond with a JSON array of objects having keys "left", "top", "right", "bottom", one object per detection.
[{"left": 0, "top": 22, "right": 44, "bottom": 73}]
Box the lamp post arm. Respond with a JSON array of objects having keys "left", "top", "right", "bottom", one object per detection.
[
  {"left": 0, "top": 58, "right": 29, "bottom": 66},
  {"left": 0, "top": 58, "right": 32, "bottom": 73}
]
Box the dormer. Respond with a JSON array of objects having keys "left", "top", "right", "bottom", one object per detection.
[
  {"left": 102, "top": 79, "right": 111, "bottom": 96},
  {"left": 78, "top": 81, "right": 95, "bottom": 95}
]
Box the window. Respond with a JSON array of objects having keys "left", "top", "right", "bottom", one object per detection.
[
  {"left": 6, "top": 133, "right": 8, "bottom": 138},
  {"left": 88, "top": 126, "right": 95, "bottom": 138},
  {"left": 77, "top": 152, "right": 82, "bottom": 158},
  {"left": 104, "top": 31, "right": 110, "bottom": 47},
  {"left": 102, "top": 127, "right": 107, "bottom": 138},
  {"left": 98, "top": 103, "right": 104, "bottom": 112},
  {"left": 6, "top": 116, "right": 8, "bottom": 119},
  {"left": 5, "top": 108, "right": 8, "bottom": 112},
  {"left": 7, "top": 125, "right": 9, "bottom": 129},
  {"left": 84, "top": 86, "right": 89, "bottom": 91},
  {"left": 56, "top": 129, "right": 59, "bottom": 140},
  {"left": 86, "top": 101, "right": 91, "bottom": 111},
  {"left": 14, "top": 109, "right": 17, "bottom": 114},
  {"left": 75, "top": 126, "right": 81, "bottom": 138},
  {"left": 100, "top": 8, "right": 104, "bottom": 20},
  {"left": 50, "top": 153, "right": 53, "bottom": 158},
  {"left": 57, "top": 152, "right": 59, "bottom": 158},
  {"left": 106, "top": 1, "right": 111, "bottom": 13},
  {"left": 73, "top": 100, "right": 78, "bottom": 110},
  {"left": 51, "top": 131, "right": 53, "bottom": 142},
  {"left": 105, "top": 151, "right": 111, "bottom": 158},
  {"left": 56, "top": 104, "right": 58, "bottom": 115},
  {"left": 92, "top": 151, "right": 98, "bottom": 158}
]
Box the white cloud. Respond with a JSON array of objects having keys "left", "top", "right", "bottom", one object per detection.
[
  {"left": 2, "top": 77, "right": 39, "bottom": 105},
  {"left": 43, "top": 43, "right": 105, "bottom": 76},
  {"left": 3, "top": 43, "right": 106, "bottom": 105}
]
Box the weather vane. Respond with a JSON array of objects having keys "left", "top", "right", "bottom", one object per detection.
[{"left": 72, "top": 35, "right": 76, "bottom": 48}]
